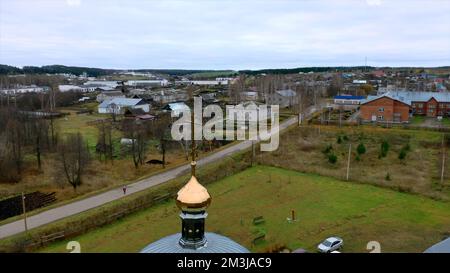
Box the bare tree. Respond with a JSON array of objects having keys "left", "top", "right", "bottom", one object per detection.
[
  {"left": 5, "top": 117, "right": 24, "bottom": 176},
  {"left": 96, "top": 121, "right": 114, "bottom": 162},
  {"left": 31, "top": 118, "right": 50, "bottom": 170},
  {"left": 123, "top": 120, "right": 147, "bottom": 169},
  {"left": 148, "top": 113, "right": 172, "bottom": 168},
  {"left": 108, "top": 103, "right": 119, "bottom": 122},
  {"left": 327, "top": 74, "right": 343, "bottom": 97},
  {"left": 57, "top": 133, "right": 90, "bottom": 191},
  {"left": 48, "top": 84, "right": 58, "bottom": 112},
  {"left": 229, "top": 74, "right": 246, "bottom": 104}
]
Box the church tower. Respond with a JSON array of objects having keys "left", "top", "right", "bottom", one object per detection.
[{"left": 176, "top": 161, "right": 211, "bottom": 249}]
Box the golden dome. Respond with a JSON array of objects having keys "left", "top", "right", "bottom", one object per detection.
[{"left": 176, "top": 176, "right": 211, "bottom": 210}]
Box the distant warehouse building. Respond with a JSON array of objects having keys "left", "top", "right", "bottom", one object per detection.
[
  {"left": 98, "top": 98, "right": 150, "bottom": 114},
  {"left": 333, "top": 95, "right": 366, "bottom": 105},
  {"left": 126, "top": 80, "right": 169, "bottom": 87},
  {"left": 59, "top": 85, "right": 96, "bottom": 92},
  {"left": 360, "top": 91, "right": 450, "bottom": 123}
]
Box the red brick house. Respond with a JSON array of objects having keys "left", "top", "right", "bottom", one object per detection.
[
  {"left": 411, "top": 97, "right": 450, "bottom": 117},
  {"left": 360, "top": 96, "right": 410, "bottom": 123},
  {"left": 361, "top": 91, "right": 450, "bottom": 123}
]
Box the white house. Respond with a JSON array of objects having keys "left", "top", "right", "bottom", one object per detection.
[
  {"left": 162, "top": 102, "right": 189, "bottom": 116},
  {"left": 98, "top": 98, "right": 150, "bottom": 114}
]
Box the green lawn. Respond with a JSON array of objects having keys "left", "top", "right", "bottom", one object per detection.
[
  {"left": 55, "top": 110, "right": 121, "bottom": 152},
  {"left": 411, "top": 116, "right": 425, "bottom": 125},
  {"left": 39, "top": 166, "right": 450, "bottom": 253},
  {"left": 441, "top": 117, "right": 450, "bottom": 127}
]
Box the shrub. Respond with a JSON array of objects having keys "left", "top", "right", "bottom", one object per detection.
[
  {"left": 379, "top": 140, "right": 389, "bottom": 158},
  {"left": 322, "top": 144, "right": 333, "bottom": 155},
  {"left": 403, "top": 143, "right": 411, "bottom": 152},
  {"left": 343, "top": 135, "right": 349, "bottom": 141},
  {"left": 445, "top": 134, "right": 450, "bottom": 147},
  {"left": 357, "top": 143, "right": 366, "bottom": 155},
  {"left": 398, "top": 149, "right": 407, "bottom": 160},
  {"left": 385, "top": 173, "right": 391, "bottom": 181},
  {"left": 398, "top": 143, "right": 410, "bottom": 160},
  {"left": 328, "top": 153, "right": 338, "bottom": 164},
  {"left": 337, "top": 136, "right": 342, "bottom": 144}
]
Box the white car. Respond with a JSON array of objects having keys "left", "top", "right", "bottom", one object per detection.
[{"left": 317, "top": 237, "right": 344, "bottom": 253}]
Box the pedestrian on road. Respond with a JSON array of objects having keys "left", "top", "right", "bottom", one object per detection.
[{"left": 123, "top": 186, "right": 127, "bottom": 195}]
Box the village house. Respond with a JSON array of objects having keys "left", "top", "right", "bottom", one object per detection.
[
  {"left": 151, "top": 89, "right": 188, "bottom": 105},
  {"left": 360, "top": 95, "right": 410, "bottom": 123},
  {"left": 360, "top": 91, "right": 450, "bottom": 123},
  {"left": 241, "top": 91, "right": 259, "bottom": 102},
  {"left": 267, "top": 89, "right": 298, "bottom": 108},
  {"left": 98, "top": 98, "right": 150, "bottom": 114},
  {"left": 96, "top": 91, "right": 126, "bottom": 103},
  {"left": 162, "top": 102, "right": 189, "bottom": 116},
  {"left": 199, "top": 91, "right": 217, "bottom": 103},
  {"left": 124, "top": 108, "right": 156, "bottom": 121}
]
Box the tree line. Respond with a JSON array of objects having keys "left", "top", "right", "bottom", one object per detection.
[{"left": 0, "top": 64, "right": 114, "bottom": 77}]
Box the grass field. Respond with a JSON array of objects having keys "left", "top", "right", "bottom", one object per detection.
[
  {"left": 411, "top": 116, "right": 426, "bottom": 125},
  {"left": 55, "top": 108, "right": 117, "bottom": 151},
  {"left": 260, "top": 125, "right": 450, "bottom": 200},
  {"left": 39, "top": 166, "right": 450, "bottom": 253}
]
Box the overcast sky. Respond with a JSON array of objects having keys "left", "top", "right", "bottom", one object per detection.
[{"left": 0, "top": 0, "right": 449, "bottom": 70}]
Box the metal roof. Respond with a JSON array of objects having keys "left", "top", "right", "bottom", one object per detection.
[
  {"left": 362, "top": 91, "right": 450, "bottom": 106},
  {"left": 334, "top": 95, "right": 366, "bottom": 100},
  {"left": 140, "top": 232, "right": 250, "bottom": 253},
  {"left": 167, "top": 102, "right": 189, "bottom": 111},
  {"left": 276, "top": 89, "right": 296, "bottom": 97},
  {"left": 98, "top": 98, "right": 144, "bottom": 108},
  {"left": 424, "top": 237, "right": 450, "bottom": 253}
]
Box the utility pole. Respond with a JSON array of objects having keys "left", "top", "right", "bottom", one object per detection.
[
  {"left": 21, "top": 192, "right": 28, "bottom": 232},
  {"left": 346, "top": 143, "right": 352, "bottom": 181},
  {"left": 365, "top": 56, "right": 367, "bottom": 73},
  {"left": 190, "top": 110, "right": 196, "bottom": 177},
  {"left": 251, "top": 140, "right": 255, "bottom": 166},
  {"left": 441, "top": 135, "right": 446, "bottom": 184}
]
